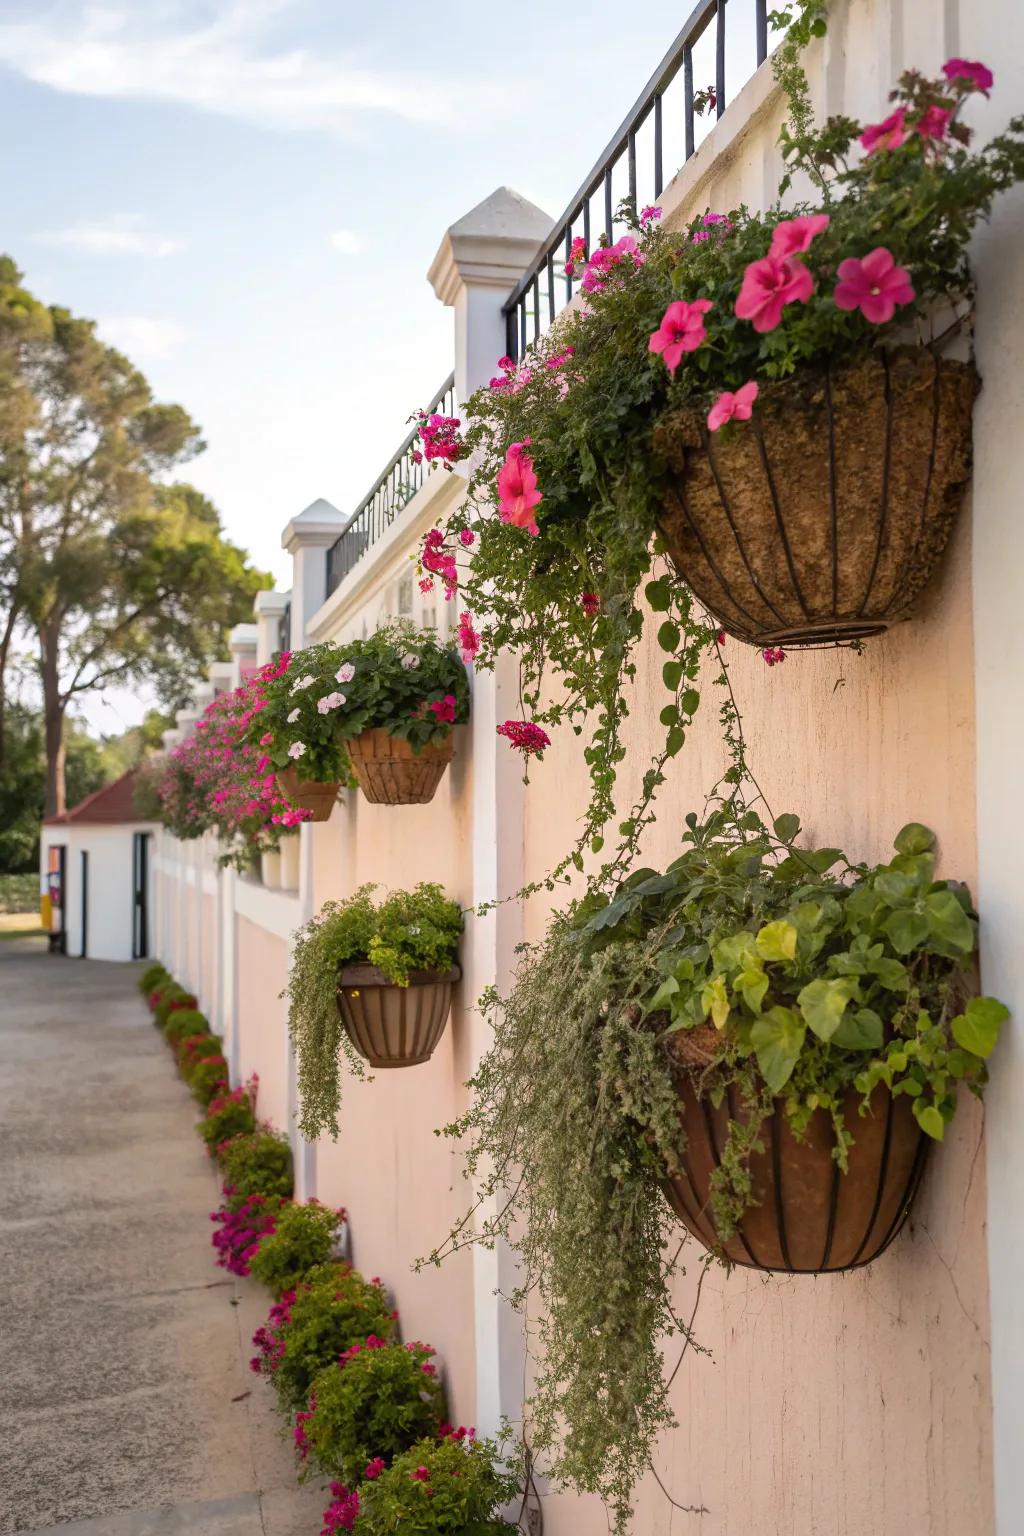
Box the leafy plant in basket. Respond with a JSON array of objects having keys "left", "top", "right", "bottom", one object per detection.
[
  {"left": 418, "top": 31, "right": 1024, "bottom": 877},
  {"left": 249, "top": 622, "right": 469, "bottom": 808},
  {"left": 427, "top": 811, "right": 1007, "bottom": 1530},
  {"left": 248, "top": 1200, "right": 347, "bottom": 1296},
  {"left": 288, "top": 884, "right": 463, "bottom": 1138},
  {"left": 250, "top": 1262, "right": 396, "bottom": 1413}
]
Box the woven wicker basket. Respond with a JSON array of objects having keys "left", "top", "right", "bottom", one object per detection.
[
  {"left": 336, "top": 964, "right": 460, "bottom": 1067},
  {"left": 656, "top": 349, "right": 978, "bottom": 647},
  {"left": 276, "top": 765, "right": 340, "bottom": 823},
  {"left": 347, "top": 729, "right": 453, "bottom": 806},
  {"left": 662, "top": 1077, "right": 927, "bottom": 1273}
]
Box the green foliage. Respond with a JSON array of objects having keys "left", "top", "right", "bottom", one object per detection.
[
  {"left": 189, "top": 1053, "right": 231, "bottom": 1107},
  {"left": 197, "top": 1085, "right": 257, "bottom": 1152},
  {"left": 162, "top": 1007, "right": 209, "bottom": 1045},
  {"left": 255, "top": 1263, "right": 396, "bottom": 1414},
  {"left": 0, "top": 872, "right": 40, "bottom": 912},
  {"left": 248, "top": 1201, "right": 346, "bottom": 1297},
  {"left": 304, "top": 1341, "right": 446, "bottom": 1485},
  {"left": 138, "top": 961, "right": 170, "bottom": 996},
  {"left": 431, "top": 811, "right": 1007, "bottom": 1529},
  {"left": 154, "top": 985, "right": 197, "bottom": 1029},
  {"left": 219, "top": 1130, "right": 294, "bottom": 1211},
  {"left": 288, "top": 884, "right": 463, "bottom": 1139},
  {"left": 0, "top": 705, "right": 109, "bottom": 871},
  {"left": 250, "top": 623, "right": 470, "bottom": 783},
  {"left": 352, "top": 1433, "right": 521, "bottom": 1534}
]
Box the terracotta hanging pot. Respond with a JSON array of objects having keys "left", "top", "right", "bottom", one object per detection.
[
  {"left": 346, "top": 729, "right": 453, "bottom": 806},
  {"left": 662, "top": 1067, "right": 928, "bottom": 1273},
  {"left": 336, "top": 964, "right": 460, "bottom": 1067},
  {"left": 276, "top": 765, "right": 340, "bottom": 823},
  {"left": 655, "top": 349, "right": 978, "bottom": 648}
]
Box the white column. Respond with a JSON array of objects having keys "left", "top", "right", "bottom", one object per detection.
[
  {"left": 429, "top": 185, "right": 551, "bottom": 1434},
  {"left": 282, "top": 499, "right": 346, "bottom": 649},
  {"left": 254, "top": 589, "right": 291, "bottom": 666}
]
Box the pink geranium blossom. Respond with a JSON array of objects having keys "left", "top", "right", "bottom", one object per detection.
[
  {"left": 860, "top": 108, "right": 908, "bottom": 153},
  {"left": 735, "top": 256, "right": 813, "bottom": 333},
  {"left": 497, "top": 720, "right": 550, "bottom": 755},
  {"left": 580, "top": 592, "right": 600, "bottom": 618},
  {"left": 707, "top": 380, "right": 759, "bottom": 432},
  {"left": 648, "top": 298, "right": 713, "bottom": 373},
  {"left": 916, "top": 105, "right": 951, "bottom": 141},
  {"left": 457, "top": 611, "right": 480, "bottom": 664},
  {"left": 833, "top": 247, "right": 915, "bottom": 323},
  {"left": 943, "top": 58, "right": 993, "bottom": 93},
  {"left": 768, "top": 213, "right": 829, "bottom": 261},
  {"left": 762, "top": 647, "right": 786, "bottom": 666},
  {"left": 428, "top": 694, "right": 457, "bottom": 724},
  {"left": 497, "top": 442, "right": 542, "bottom": 536}
]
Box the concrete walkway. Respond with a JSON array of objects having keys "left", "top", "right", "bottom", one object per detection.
[{"left": 0, "top": 940, "right": 327, "bottom": 1536}]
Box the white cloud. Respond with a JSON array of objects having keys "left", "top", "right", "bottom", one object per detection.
[
  {"left": 0, "top": 1, "right": 463, "bottom": 133},
  {"left": 97, "top": 316, "right": 187, "bottom": 360},
  {"left": 36, "top": 213, "right": 184, "bottom": 257},
  {"left": 329, "top": 228, "right": 361, "bottom": 255}
]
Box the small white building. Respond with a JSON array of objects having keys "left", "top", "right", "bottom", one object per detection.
[{"left": 40, "top": 771, "right": 158, "bottom": 962}]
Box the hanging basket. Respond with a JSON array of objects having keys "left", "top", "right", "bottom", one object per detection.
[
  {"left": 336, "top": 964, "right": 460, "bottom": 1068},
  {"left": 662, "top": 1071, "right": 928, "bottom": 1273},
  {"left": 346, "top": 729, "right": 454, "bottom": 806},
  {"left": 276, "top": 765, "right": 340, "bottom": 823},
  {"left": 655, "top": 349, "right": 978, "bottom": 647}
]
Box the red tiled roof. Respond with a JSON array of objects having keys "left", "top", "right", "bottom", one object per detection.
[{"left": 43, "top": 770, "right": 152, "bottom": 826}]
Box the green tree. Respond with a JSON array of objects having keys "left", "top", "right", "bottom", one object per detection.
[
  {"left": 0, "top": 704, "right": 108, "bottom": 871},
  {"left": 0, "top": 257, "right": 270, "bottom": 814}
]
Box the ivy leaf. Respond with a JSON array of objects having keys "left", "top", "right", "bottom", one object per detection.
[
  {"left": 913, "top": 1101, "right": 946, "bottom": 1141},
  {"left": 681, "top": 688, "right": 700, "bottom": 717},
  {"left": 755, "top": 920, "right": 798, "bottom": 963},
  {"left": 832, "top": 1007, "right": 884, "bottom": 1050},
  {"left": 659, "top": 704, "right": 679, "bottom": 727},
  {"left": 662, "top": 660, "right": 684, "bottom": 691},
  {"left": 773, "top": 813, "right": 801, "bottom": 843},
  {"left": 666, "top": 725, "right": 685, "bottom": 756},
  {"left": 797, "top": 976, "right": 857, "bottom": 1041},
  {"left": 645, "top": 578, "right": 671, "bottom": 612},
  {"left": 923, "top": 889, "right": 975, "bottom": 955},
  {"left": 750, "top": 1006, "right": 805, "bottom": 1093},
  {"left": 701, "top": 974, "right": 730, "bottom": 1030},
  {"left": 646, "top": 975, "right": 680, "bottom": 1014},
  {"left": 894, "top": 823, "right": 935, "bottom": 856},
  {"left": 736, "top": 967, "right": 769, "bottom": 1015},
  {"left": 951, "top": 996, "right": 1009, "bottom": 1059},
  {"left": 657, "top": 621, "right": 681, "bottom": 653},
  {"left": 883, "top": 908, "right": 930, "bottom": 955}
]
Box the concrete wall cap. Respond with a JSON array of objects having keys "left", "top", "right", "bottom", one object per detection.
[
  {"left": 282, "top": 498, "right": 346, "bottom": 554},
  {"left": 428, "top": 186, "right": 552, "bottom": 306}
]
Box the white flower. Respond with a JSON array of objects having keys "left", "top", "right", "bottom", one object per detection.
[
  {"left": 287, "top": 741, "right": 307, "bottom": 759},
  {"left": 291, "top": 673, "right": 315, "bottom": 693},
  {"left": 317, "top": 691, "right": 346, "bottom": 714},
  {"left": 336, "top": 663, "right": 355, "bottom": 684},
  {"left": 400, "top": 653, "right": 420, "bottom": 670},
  {"left": 287, "top": 707, "right": 301, "bottom": 724}
]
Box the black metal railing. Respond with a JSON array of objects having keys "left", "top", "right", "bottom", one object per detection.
[
  {"left": 503, "top": 0, "right": 769, "bottom": 359},
  {"left": 326, "top": 372, "right": 457, "bottom": 596},
  {"left": 277, "top": 599, "right": 291, "bottom": 653}
]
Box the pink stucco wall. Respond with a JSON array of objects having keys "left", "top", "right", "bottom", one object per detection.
[{"left": 236, "top": 915, "right": 290, "bottom": 1133}]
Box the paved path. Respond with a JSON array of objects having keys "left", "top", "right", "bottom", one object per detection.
[{"left": 0, "top": 939, "right": 327, "bottom": 1536}]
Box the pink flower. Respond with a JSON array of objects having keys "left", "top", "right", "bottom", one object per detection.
[
  {"left": 833, "top": 247, "right": 915, "bottom": 324},
  {"left": 707, "top": 380, "right": 759, "bottom": 432},
  {"left": 564, "top": 235, "right": 587, "bottom": 278},
  {"left": 943, "top": 58, "right": 993, "bottom": 93},
  {"left": 640, "top": 205, "right": 662, "bottom": 224},
  {"left": 768, "top": 213, "right": 829, "bottom": 261},
  {"left": 419, "top": 578, "right": 434, "bottom": 594},
  {"left": 497, "top": 443, "right": 542, "bottom": 536},
  {"left": 648, "top": 298, "right": 713, "bottom": 373},
  {"left": 716, "top": 629, "right": 727, "bottom": 646},
  {"left": 410, "top": 1467, "right": 431, "bottom": 1483},
  {"left": 580, "top": 235, "right": 641, "bottom": 294},
  {"left": 457, "top": 612, "right": 480, "bottom": 664},
  {"left": 365, "top": 1458, "right": 386, "bottom": 1480},
  {"left": 916, "top": 105, "right": 951, "bottom": 141},
  {"left": 580, "top": 592, "right": 600, "bottom": 618},
  {"left": 762, "top": 646, "right": 786, "bottom": 666},
  {"left": 497, "top": 720, "right": 550, "bottom": 756},
  {"left": 429, "top": 694, "right": 457, "bottom": 724},
  {"left": 735, "top": 256, "right": 813, "bottom": 333},
  {"left": 458, "top": 528, "right": 475, "bottom": 547},
  {"left": 259, "top": 731, "right": 273, "bottom": 746},
  {"left": 860, "top": 108, "right": 908, "bottom": 153}
]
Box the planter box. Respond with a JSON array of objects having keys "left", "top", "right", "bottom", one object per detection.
[{"left": 336, "top": 964, "right": 460, "bottom": 1067}]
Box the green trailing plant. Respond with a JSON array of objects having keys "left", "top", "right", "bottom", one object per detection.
[
  {"left": 428, "top": 812, "right": 1007, "bottom": 1530},
  {"left": 287, "top": 884, "right": 463, "bottom": 1138},
  {"left": 250, "top": 1263, "right": 397, "bottom": 1414},
  {"left": 414, "top": 41, "right": 1024, "bottom": 889},
  {"left": 249, "top": 622, "right": 470, "bottom": 784},
  {"left": 248, "top": 1201, "right": 347, "bottom": 1297},
  {"left": 219, "top": 1129, "right": 294, "bottom": 1211},
  {"left": 162, "top": 1007, "right": 210, "bottom": 1046},
  {"left": 301, "top": 1340, "right": 446, "bottom": 1486},
  {"left": 350, "top": 1431, "right": 522, "bottom": 1534}
]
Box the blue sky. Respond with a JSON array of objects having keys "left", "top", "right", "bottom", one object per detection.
[{"left": 0, "top": 0, "right": 744, "bottom": 729}]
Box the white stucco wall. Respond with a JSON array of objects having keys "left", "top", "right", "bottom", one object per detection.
[{"left": 40, "top": 822, "right": 156, "bottom": 963}]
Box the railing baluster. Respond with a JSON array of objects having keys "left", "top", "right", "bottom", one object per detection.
[
  {"left": 654, "top": 93, "right": 663, "bottom": 198},
  {"left": 755, "top": 0, "right": 768, "bottom": 63},
  {"left": 547, "top": 252, "right": 555, "bottom": 323},
  {"left": 604, "top": 165, "right": 613, "bottom": 242},
  {"left": 532, "top": 275, "right": 540, "bottom": 340},
  {"left": 716, "top": 0, "right": 726, "bottom": 118},
  {"left": 564, "top": 224, "right": 573, "bottom": 303},
  {"left": 627, "top": 130, "right": 637, "bottom": 208},
  {"left": 684, "top": 44, "right": 695, "bottom": 159},
  {"left": 583, "top": 196, "right": 591, "bottom": 255}
]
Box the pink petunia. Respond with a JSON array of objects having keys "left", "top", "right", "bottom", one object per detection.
[
  {"left": 707, "top": 380, "right": 759, "bottom": 432},
  {"left": 860, "top": 108, "right": 908, "bottom": 153},
  {"left": 768, "top": 213, "right": 830, "bottom": 261},
  {"left": 916, "top": 105, "right": 951, "bottom": 141},
  {"left": 734, "top": 256, "right": 813, "bottom": 333},
  {"left": 833, "top": 247, "right": 915, "bottom": 324},
  {"left": 497, "top": 443, "right": 542, "bottom": 536},
  {"left": 428, "top": 694, "right": 457, "bottom": 724},
  {"left": 943, "top": 58, "right": 993, "bottom": 93},
  {"left": 648, "top": 298, "right": 713, "bottom": 373}
]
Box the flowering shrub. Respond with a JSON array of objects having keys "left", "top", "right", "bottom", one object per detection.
[
  {"left": 248, "top": 623, "right": 469, "bottom": 786},
  {"left": 189, "top": 1052, "right": 231, "bottom": 1108},
  {"left": 174, "top": 1031, "right": 224, "bottom": 1081},
  {"left": 287, "top": 885, "right": 463, "bottom": 1137},
  {"left": 250, "top": 1263, "right": 396, "bottom": 1413},
  {"left": 154, "top": 987, "right": 197, "bottom": 1030},
  {"left": 349, "top": 1432, "right": 520, "bottom": 1534},
  {"left": 139, "top": 962, "right": 170, "bottom": 997},
  {"left": 417, "top": 27, "right": 1024, "bottom": 883},
  {"left": 162, "top": 1007, "right": 210, "bottom": 1046},
  {"left": 301, "top": 1339, "right": 445, "bottom": 1485},
  {"left": 219, "top": 1129, "right": 294, "bottom": 1211},
  {"left": 248, "top": 1200, "right": 347, "bottom": 1297},
  {"left": 210, "top": 1193, "right": 286, "bottom": 1277},
  {"left": 433, "top": 811, "right": 1008, "bottom": 1526},
  {"left": 198, "top": 1080, "right": 258, "bottom": 1152}
]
